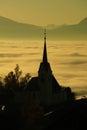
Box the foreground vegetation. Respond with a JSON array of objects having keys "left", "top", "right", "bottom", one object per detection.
[
  {"left": 0, "top": 64, "right": 87, "bottom": 130},
  {"left": 0, "top": 64, "right": 31, "bottom": 91},
  {"left": 0, "top": 64, "right": 44, "bottom": 130}
]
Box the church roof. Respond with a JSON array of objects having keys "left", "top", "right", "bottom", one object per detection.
[
  {"left": 27, "top": 75, "right": 61, "bottom": 93},
  {"left": 52, "top": 75, "right": 61, "bottom": 93},
  {"left": 27, "top": 77, "right": 40, "bottom": 91}
]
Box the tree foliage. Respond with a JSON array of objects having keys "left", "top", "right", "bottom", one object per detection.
[{"left": 0, "top": 64, "right": 31, "bottom": 91}]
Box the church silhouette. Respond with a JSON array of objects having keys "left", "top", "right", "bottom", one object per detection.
[{"left": 27, "top": 30, "right": 74, "bottom": 107}]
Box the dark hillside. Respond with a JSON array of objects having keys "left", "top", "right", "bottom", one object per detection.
[{"left": 37, "top": 98, "right": 87, "bottom": 130}]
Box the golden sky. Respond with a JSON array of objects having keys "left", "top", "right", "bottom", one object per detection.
[{"left": 0, "top": 0, "right": 87, "bottom": 26}]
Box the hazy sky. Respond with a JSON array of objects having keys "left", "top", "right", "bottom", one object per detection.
[{"left": 0, "top": 0, "right": 87, "bottom": 26}]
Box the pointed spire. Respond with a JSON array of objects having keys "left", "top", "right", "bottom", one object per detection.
[{"left": 42, "top": 29, "right": 48, "bottom": 63}]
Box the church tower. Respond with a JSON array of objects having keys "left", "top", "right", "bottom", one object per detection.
[
  {"left": 38, "top": 30, "right": 52, "bottom": 106},
  {"left": 27, "top": 30, "right": 74, "bottom": 107}
]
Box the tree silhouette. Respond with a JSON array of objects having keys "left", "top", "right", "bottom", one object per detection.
[
  {"left": 4, "top": 71, "right": 17, "bottom": 89},
  {"left": 20, "top": 73, "right": 31, "bottom": 90},
  {"left": 14, "top": 64, "right": 22, "bottom": 83},
  {"left": 3, "top": 64, "right": 31, "bottom": 91},
  {"left": 0, "top": 76, "right": 3, "bottom": 88}
]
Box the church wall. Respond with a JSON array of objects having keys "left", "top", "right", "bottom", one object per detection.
[{"left": 51, "top": 90, "right": 68, "bottom": 105}]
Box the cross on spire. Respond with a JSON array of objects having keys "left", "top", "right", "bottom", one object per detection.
[{"left": 42, "top": 29, "right": 48, "bottom": 63}]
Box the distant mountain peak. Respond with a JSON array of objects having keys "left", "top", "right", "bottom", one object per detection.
[
  {"left": 0, "top": 16, "right": 87, "bottom": 40},
  {"left": 0, "top": 16, "right": 12, "bottom": 21},
  {"left": 0, "top": 16, "right": 18, "bottom": 24},
  {"left": 79, "top": 17, "right": 87, "bottom": 25}
]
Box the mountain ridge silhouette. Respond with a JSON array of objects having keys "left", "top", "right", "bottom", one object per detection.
[{"left": 0, "top": 16, "right": 87, "bottom": 40}]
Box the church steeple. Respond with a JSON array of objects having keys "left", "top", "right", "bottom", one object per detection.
[{"left": 42, "top": 29, "right": 48, "bottom": 63}]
